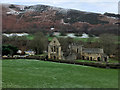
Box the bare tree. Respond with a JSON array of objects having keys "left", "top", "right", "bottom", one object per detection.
[
  {"left": 99, "top": 34, "right": 117, "bottom": 56},
  {"left": 28, "top": 32, "right": 48, "bottom": 54}
]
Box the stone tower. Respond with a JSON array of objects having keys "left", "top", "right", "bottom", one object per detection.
[{"left": 48, "top": 37, "right": 62, "bottom": 60}]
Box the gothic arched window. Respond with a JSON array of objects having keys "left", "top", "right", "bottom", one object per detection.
[{"left": 54, "top": 46, "right": 56, "bottom": 52}]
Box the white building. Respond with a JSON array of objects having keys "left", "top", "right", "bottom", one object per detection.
[{"left": 24, "top": 51, "right": 35, "bottom": 55}]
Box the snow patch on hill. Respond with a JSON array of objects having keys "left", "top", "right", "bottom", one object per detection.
[{"left": 3, "top": 33, "right": 29, "bottom": 37}]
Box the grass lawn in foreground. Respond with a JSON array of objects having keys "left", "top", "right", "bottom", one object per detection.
[{"left": 2, "top": 59, "right": 118, "bottom": 88}]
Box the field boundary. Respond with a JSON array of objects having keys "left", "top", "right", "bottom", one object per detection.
[{"left": 2, "top": 57, "right": 120, "bottom": 69}]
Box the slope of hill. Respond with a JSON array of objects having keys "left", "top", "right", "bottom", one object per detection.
[{"left": 2, "top": 4, "right": 120, "bottom": 35}]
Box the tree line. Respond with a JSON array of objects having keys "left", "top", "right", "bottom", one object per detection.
[{"left": 2, "top": 32, "right": 119, "bottom": 60}]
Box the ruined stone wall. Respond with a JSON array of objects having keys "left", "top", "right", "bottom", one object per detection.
[{"left": 82, "top": 53, "right": 102, "bottom": 61}]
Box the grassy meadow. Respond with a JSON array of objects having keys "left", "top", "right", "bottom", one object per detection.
[
  {"left": 2, "top": 59, "right": 118, "bottom": 88},
  {"left": 26, "top": 34, "right": 120, "bottom": 44}
]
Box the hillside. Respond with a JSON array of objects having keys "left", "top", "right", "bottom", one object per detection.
[{"left": 2, "top": 4, "right": 120, "bottom": 35}]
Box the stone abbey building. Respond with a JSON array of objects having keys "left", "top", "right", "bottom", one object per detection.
[
  {"left": 48, "top": 38, "right": 64, "bottom": 60},
  {"left": 48, "top": 37, "right": 108, "bottom": 61}
]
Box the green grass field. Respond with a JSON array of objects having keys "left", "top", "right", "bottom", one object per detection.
[
  {"left": 2, "top": 59, "right": 118, "bottom": 88},
  {"left": 73, "top": 37, "right": 98, "bottom": 42},
  {"left": 26, "top": 35, "right": 34, "bottom": 40},
  {"left": 26, "top": 34, "right": 120, "bottom": 44}
]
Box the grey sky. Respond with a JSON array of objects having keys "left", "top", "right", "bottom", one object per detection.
[{"left": 1, "top": 0, "right": 119, "bottom": 14}]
